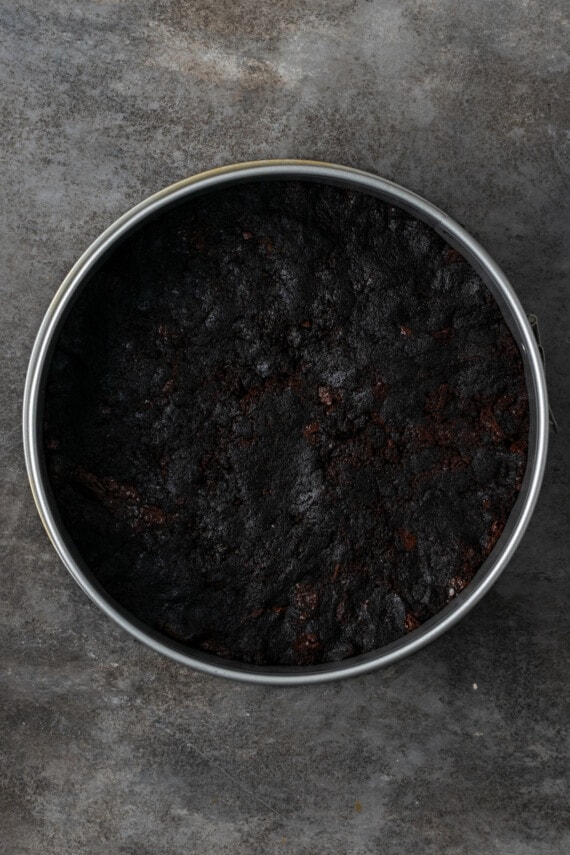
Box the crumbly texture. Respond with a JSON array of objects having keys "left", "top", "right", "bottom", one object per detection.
[{"left": 43, "top": 181, "right": 529, "bottom": 665}]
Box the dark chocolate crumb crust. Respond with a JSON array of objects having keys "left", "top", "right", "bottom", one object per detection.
[{"left": 43, "top": 181, "right": 529, "bottom": 665}]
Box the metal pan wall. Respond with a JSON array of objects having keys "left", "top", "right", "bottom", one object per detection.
[{"left": 23, "top": 160, "right": 549, "bottom": 684}]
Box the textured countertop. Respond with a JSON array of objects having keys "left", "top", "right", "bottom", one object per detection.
[{"left": 2, "top": 2, "right": 569, "bottom": 853}]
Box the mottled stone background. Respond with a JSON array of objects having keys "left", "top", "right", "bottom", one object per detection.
[{"left": 1, "top": 2, "right": 568, "bottom": 852}]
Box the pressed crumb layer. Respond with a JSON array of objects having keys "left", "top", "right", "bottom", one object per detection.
[{"left": 43, "top": 181, "right": 529, "bottom": 665}]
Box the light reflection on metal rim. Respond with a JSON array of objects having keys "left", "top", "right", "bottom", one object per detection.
[{"left": 22, "top": 160, "right": 549, "bottom": 685}]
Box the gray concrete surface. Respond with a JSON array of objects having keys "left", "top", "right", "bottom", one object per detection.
[{"left": 1, "top": 1, "right": 569, "bottom": 852}]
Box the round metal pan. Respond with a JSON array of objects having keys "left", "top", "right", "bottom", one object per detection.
[{"left": 23, "top": 160, "right": 549, "bottom": 684}]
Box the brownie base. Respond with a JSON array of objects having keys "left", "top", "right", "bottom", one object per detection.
[{"left": 43, "top": 181, "right": 529, "bottom": 665}]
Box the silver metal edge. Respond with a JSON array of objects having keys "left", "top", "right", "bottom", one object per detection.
[{"left": 23, "top": 159, "right": 549, "bottom": 685}]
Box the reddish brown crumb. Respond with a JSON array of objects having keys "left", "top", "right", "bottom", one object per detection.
[
  {"left": 372, "top": 379, "right": 389, "bottom": 402},
  {"left": 444, "top": 248, "right": 465, "bottom": 264},
  {"left": 302, "top": 421, "right": 320, "bottom": 438},
  {"left": 431, "top": 327, "right": 454, "bottom": 341},
  {"left": 292, "top": 632, "right": 323, "bottom": 664},
  {"left": 139, "top": 505, "right": 166, "bottom": 526},
  {"left": 405, "top": 613, "right": 421, "bottom": 632},
  {"left": 200, "top": 638, "right": 231, "bottom": 656},
  {"left": 399, "top": 530, "right": 417, "bottom": 551},
  {"left": 259, "top": 236, "right": 274, "bottom": 254},
  {"left": 245, "top": 607, "right": 266, "bottom": 621},
  {"left": 510, "top": 438, "right": 528, "bottom": 454},
  {"left": 294, "top": 583, "right": 319, "bottom": 614},
  {"left": 485, "top": 519, "right": 505, "bottom": 555},
  {"left": 480, "top": 403, "right": 504, "bottom": 440}
]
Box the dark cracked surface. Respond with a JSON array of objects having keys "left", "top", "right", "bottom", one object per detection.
[{"left": 43, "top": 181, "right": 528, "bottom": 665}]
